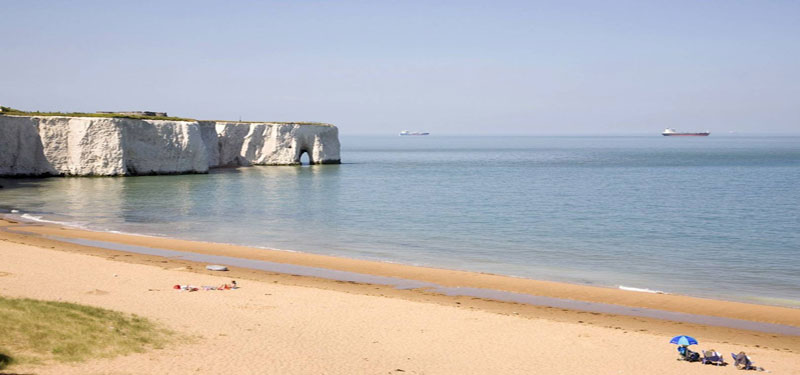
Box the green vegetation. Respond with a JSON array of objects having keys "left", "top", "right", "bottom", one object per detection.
[
  {"left": 0, "top": 296, "right": 173, "bottom": 370},
  {"left": 1, "top": 106, "right": 334, "bottom": 125},
  {"left": 211, "top": 119, "right": 335, "bottom": 126},
  {"left": 266, "top": 121, "right": 334, "bottom": 126},
  {"left": 0, "top": 106, "right": 195, "bottom": 121}
]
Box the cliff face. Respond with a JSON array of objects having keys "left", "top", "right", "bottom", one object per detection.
[
  {"left": 198, "top": 121, "right": 221, "bottom": 168},
  {"left": 120, "top": 119, "right": 208, "bottom": 175},
  {"left": 215, "top": 122, "right": 340, "bottom": 167},
  {"left": 0, "top": 117, "right": 208, "bottom": 176},
  {"left": 36, "top": 117, "right": 126, "bottom": 175},
  {"left": 0, "top": 116, "right": 54, "bottom": 175},
  {"left": 0, "top": 116, "right": 341, "bottom": 176}
]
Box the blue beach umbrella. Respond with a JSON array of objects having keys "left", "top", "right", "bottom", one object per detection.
[{"left": 670, "top": 335, "right": 698, "bottom": 346}]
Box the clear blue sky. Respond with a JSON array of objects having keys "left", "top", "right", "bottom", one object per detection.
[{"left": 2, "top": 0, "right": 798, "bottom": 135}]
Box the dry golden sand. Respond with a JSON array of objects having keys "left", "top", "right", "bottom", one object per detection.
[{"left": 1, "top": 218, "right": 799, "bottom": 374}]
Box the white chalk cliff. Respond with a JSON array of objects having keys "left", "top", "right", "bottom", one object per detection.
[
  {"left": 0, "top": 116, "right": 341, "bottom": 176},
  {"left": 212, "top": 122, "right": 340, "bottom": 167}
]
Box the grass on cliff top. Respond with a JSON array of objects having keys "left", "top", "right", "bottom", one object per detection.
[
  {"left": 0, "top": 106, "right": 195, "bottom": 122},
  {"left": 0, "top": 295, "right": 174, "bottom": 370},
  {"left": 1, "top": 106, "right": 334, "bottom": 126},
  {"left": 211, "top": 119, "right": 335, "bottom": 126}
]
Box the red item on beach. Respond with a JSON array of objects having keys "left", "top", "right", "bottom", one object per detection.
[{"left": 173, "top": 284, "right": 180, "bottom": 289}]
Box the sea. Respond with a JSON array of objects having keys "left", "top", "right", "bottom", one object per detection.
[{"left": 1, "top": 135, "right": 799, "bottom": 307}]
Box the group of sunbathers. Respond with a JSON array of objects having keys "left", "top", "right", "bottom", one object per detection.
[
  {"left": 173, "top": 280, "right": 238, "bottom": 292},
  {"left": 678, "top": 345, "right": 763, "bottom": 371}
]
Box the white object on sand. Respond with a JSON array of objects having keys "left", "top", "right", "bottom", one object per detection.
[{"left": 206, "top": 265, "right": 229, "bottom": 271}]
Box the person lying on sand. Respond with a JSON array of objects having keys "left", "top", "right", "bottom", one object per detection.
[
  {"left": 733, "top": 351, "right": 765, "bottom": 371},
  {"left": 701, "top": 349, "right": 726, "bottom": 365},
  {"left": 677, "top": 345, "right": 700, "bottom": 362},
  {"left": 173, "top": 282, "right": 238, "bottom": 291}
]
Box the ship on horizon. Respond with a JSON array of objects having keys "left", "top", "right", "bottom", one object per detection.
[
  {"left": 399, "top": 130, "right": 430, "bottom": 136},
  {"left": 662, "top": 128, "right": 710, "bottom": 136}
]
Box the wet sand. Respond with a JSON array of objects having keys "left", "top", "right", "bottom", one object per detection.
[{"left": 1, "top": 218, "right": 799, "bottom": 374}]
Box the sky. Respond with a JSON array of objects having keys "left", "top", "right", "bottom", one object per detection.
[{"left": 1, "top": 0, "right": 798, "bottom": 135}]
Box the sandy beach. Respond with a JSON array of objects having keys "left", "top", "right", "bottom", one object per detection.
[
  {"left": 1, "top": 218, "right": 799, "bottom": 374},
  {"left": 4, "top": 0, "right": 800, "bottom": 373}
]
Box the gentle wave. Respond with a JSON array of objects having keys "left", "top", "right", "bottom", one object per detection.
[
  {"left": 7, "top": 211, "right": 304, "bottom": 254},
  {"left": 11, "top": 213, "right": 154, "bottom": 237},
  {"left": 18, "top": 213, "right": 70, "bottom": 226},
  {"left": 618, "top": 285, "right": 668, "bottom": 294}
]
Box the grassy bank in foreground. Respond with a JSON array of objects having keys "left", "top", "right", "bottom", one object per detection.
[{"left": 0, "top": 295, "right": 173, "bottom": 370}]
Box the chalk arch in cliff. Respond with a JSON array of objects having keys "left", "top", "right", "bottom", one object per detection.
[{"left": 298, "top": 150, "right": 311, "bottom": 165}]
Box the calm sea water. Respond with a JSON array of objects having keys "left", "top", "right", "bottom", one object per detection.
[{"left": 1, "top": 136, "right": 799, "bottom": 307}]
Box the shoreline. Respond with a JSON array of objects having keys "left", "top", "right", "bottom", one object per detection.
[
  {"left": 4, "top": 213, "right": 689, "bottom": 300},
  {"left": 35, "top": 234, "right": 800, "bottom": 336},
  {"left": 8, "top": 211, "right": 797, "bottom": 310},
  {"left": 3, "top": 217, "right": 800, "bottom": 373},
  {"left": 2, "top": 217, "right": 800, "bottom": 354}
]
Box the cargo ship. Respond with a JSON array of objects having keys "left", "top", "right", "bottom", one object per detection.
[
  {"left": 399, "top": 130, "right": 429, "bottom": 136},
  {"left": 662, "top": 128, "right": 710, "bottom": 136}
]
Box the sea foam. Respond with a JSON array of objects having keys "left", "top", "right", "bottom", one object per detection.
[{"left": 618, "top": 285, "right": 667, "bottom": 294}]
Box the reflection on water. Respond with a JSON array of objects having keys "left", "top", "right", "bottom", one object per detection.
[{"left": 1, "top": 136, "right": 799, "bottom": 307}]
